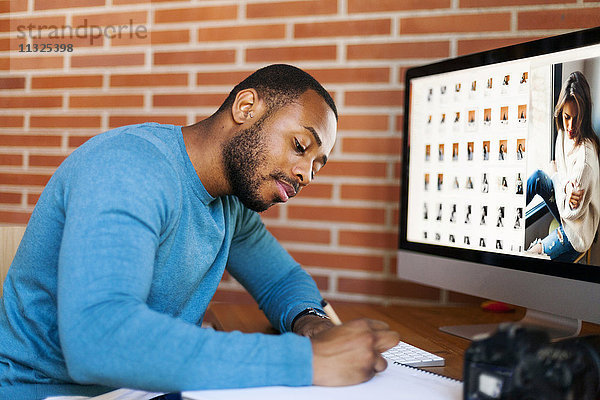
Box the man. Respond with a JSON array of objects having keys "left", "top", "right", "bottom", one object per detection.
[{"left": 0, "top": 64, "right": 400, "bottom": 398}]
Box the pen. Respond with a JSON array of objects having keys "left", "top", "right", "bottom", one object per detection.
[{"left": 321, "top": 299, "right": 342, "bottom": 326}]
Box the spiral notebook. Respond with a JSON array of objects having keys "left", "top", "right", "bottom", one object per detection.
[
  {"left": 45, "top": 363, "right": 462, "bottom": 400},
  {"left": 182, "top": 363, "right": 462, "bottom": 400}
]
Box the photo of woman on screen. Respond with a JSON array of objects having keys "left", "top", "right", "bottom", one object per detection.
[{"left": 526, "top": 71, "right": 600, "bottom": 262}]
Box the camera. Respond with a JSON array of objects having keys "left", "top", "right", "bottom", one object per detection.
[{"left": 464, "top": 324, "right": 600, "bottom": 400}]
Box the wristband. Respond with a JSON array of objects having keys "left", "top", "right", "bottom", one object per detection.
[{"left": 291, "top": 307, "right": 330, "bottom": 332}]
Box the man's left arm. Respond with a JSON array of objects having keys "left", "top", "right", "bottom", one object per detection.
[{"left": 225, "top": 205, "right": 333, "bottom": 336}]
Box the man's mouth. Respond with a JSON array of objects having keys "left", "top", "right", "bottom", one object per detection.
[{"left": 275, "top": 179, "right": 297, "bottom": 202}]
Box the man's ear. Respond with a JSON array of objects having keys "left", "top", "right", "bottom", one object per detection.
[{"left": 231, "top": 88, "right": 258, "bottom": 125}]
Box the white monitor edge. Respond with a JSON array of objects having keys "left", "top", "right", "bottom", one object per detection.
[{"left": 396, "top": 248, "right": 600, "bottom": 326}]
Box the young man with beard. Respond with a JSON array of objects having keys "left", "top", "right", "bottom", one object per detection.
[{"left": 0, "top": 64, "right": 400, "bottom": 398}]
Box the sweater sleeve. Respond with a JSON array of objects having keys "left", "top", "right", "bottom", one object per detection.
[
  {"left": 553, "top": 145, "right": 593, "bottom": 221},
  {"left": 57, "top": 136, "right": 313, "bottom": 392},
  {"left": 225, "top": 203, "right": 324, "bottom": 333}
]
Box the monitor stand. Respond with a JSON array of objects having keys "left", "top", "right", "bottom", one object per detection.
[{"left": 439, "top": 308, "right": 582, "bottom": 341}]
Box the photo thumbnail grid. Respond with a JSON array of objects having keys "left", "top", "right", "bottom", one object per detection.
[{"left": 408, "top": 65, "right": 530, "bottom": 254}]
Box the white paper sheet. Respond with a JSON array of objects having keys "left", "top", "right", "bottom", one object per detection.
[{"left": 182, "top": 364, "right": 462, "bottom": 400}]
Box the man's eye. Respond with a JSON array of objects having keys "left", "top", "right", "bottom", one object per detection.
[{"left": 294, "top": 138, "right": 306, "bottom": 154}]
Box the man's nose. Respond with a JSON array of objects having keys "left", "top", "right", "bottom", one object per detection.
[{"left": 293, "top": 162, "right": 312, "bottom": 187}]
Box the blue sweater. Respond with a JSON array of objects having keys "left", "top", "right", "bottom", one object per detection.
[{"left": 0, "top": 123, "right": 322, "bottom": 399}]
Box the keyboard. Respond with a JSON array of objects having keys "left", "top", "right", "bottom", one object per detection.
[{"left": 382, "top": 340, "right": 445, "bottom": 367}]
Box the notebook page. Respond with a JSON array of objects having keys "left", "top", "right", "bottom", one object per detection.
[{"left": 183, "top": 364, "right": 462, "bottom": 400}]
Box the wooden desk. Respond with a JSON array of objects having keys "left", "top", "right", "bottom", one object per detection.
[{"left": 207, "top": 302, "right": 600, "bottom": 381}]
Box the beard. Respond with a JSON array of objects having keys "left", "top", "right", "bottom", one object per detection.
[{"left": 222, "top": 116, "right": 280, "bottom": 212}]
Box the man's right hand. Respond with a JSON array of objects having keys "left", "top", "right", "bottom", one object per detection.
[{"left": 310, "top": 319, "right": 401, "bottom": 386}]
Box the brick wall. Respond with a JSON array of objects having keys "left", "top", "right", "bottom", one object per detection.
[{"left": 1, "top": 0, "right": 599, "bottom": 306}]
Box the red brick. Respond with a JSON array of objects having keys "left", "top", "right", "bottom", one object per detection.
[
  {"left": 246, "top": 45, "right": 337, "bottom": 62},
  {"left": 27, "top": 192, "right": 41, "bottom": 205},
  {"left": 338, "top": 277, "right": 440, "bottom": 299},
  {"left": 70, "top": 95, "right": 144, "bottom": 108},
  {"left": 29, "top": 154, "right": 66, "bottom": 167},
  {"left": 0, "top": 96, "right": 62, "bottom": 108},
  {"left": 198, "top": 24, "right": 285, "bottom": 42},
  {"left": 320, "top": 161, "right": 387, "bottom": 178},
  {"left": 34, "top": 0, "right": 104, "bottom": 10},
  {"left": 0, "top": 172, "right": 50, "bottom": 186},
  {"left": 344, "top": 90, "right": 403, "bottom": 107},
  {"left": 111, "top": 73, "right": 187, "bottom": 87},
  {"left": 518, "top": 8, "right": 600, "bottom": 30},
  {"left": 288, "top": 205, "right": 386, "bottom": 224},
  {"left": 0, "top": 153, "right": 22, "bottom": 166},
  {"left": 400, "top": 12, "right": 511, "bottom": 34},
  {"left": 311, "top": 274, "right": 330, "bottom": 291},
  {"left": 348, "top": 0, "right": 450, "bottom": 12},
  {"left": 289, "top": 250, "right": 384, "bottom": 271},
  {"left": 296, "top": 182, "right": 333, "bottom": 199},
  {"left": 153, "top": 93, "right": 226, "bottom": 108},
  {"left": 32, "top": 75, "right": 103, "bottom": 89},
  {"left": 0, "top": 15, "right": 65, "bottom": 32},
  {"left": 108, "top": 115, "right": 188, "bottom": 128},
  {"left": 259, "top": 205, "right": 279, "bottom": 219},
  {"left": 0, "top": 0, "right": 28, "bottom": 13},
  {"left": 247, "top": 0, "right": 337, "bottom": 18},
  {"left": 339, "top": 230, "right": 398, "bottom": 249},
  {"left": 343, "top": 137, "right": 401, "bottom": 155},
  {"left": 307, "top": 67, "right": 390, "bottom": 84},
  {"left": 68, "top": 135, "right": 93, "bottom": 148},
  {"left": 0, "top": 191, "right": 22, "bottom": 204},
  {"left": 1, "top": 36, "right": 26, "bottom": 51},
  {"left": 393, "top": 161, "right": 401, "bottom": 179},
  {"left": 267, "top": 226, "right": 330, "bottom": 244},
  {"left": 340, "top": 184, "right": 400, "bottom": 203},
  {"left": 71, "top": 53, "right": 145, "bottom": 68},
  {"left": 154, "top": 50, "right": 235, "bottom": 65},
  {"left": 0, "top": 211, "right": 30, "bottom": 224},
  {"left": 30, "top": 115, "right": 101, "bottom": 129},
  {"left": 111, "top": 29, "right": 189, "bottom": 46},
  {"left": 458, "top": 36, "right": 543, "bottom": 56},
  {"left": 295, "top": 19, "right": 390, "bottom": 38},
  {"left": 395, "top": 115, "right": 404, "bottom": 132},
  {"left": 347, "top": 41, "right": 449, "bottom": 60},
  {"left": 155, "top": 5, "right": 237, "bottom": 23},
  {"left": 113, "top": 0, "right": 186, "bottom": 3},
  {"left": 0, "top": 77, "right": 25, "bottom": 89},
  {"left": 0, "top": 134, "right": 61, "bottom": 147},
  {"left": 72, "top": 11, "right": 147, "bottom": 27},
  {"left": 196, "top": 70, "right": 253, "bottom": 86},
  {"left": 0, "top": 116, "right": 24, "bottom": 127},
  {"left": 7, "top": 56, "right": 63, "bottom": 70},
  {"left": 338, "top": 114, "right": 389, "bottom": 131},
  {"left": 462, "top": 0, "right": 571, "bottom": 6}
]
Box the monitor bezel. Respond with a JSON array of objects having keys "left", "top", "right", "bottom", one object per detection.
[{"left": 399, "top": 26, "right": 600, "bottom": 285}]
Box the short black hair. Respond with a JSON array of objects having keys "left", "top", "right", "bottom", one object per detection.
[{"left": 216, "top": 64, "right": 338, "bottom": 120}]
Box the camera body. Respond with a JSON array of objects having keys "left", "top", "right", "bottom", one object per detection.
[{"left": 464, "top": 324, "right": 600, "bottom": 400}]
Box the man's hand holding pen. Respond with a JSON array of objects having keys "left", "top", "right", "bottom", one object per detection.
[{"left": 310, "top": 319, "right": 401, "bottom": 386}]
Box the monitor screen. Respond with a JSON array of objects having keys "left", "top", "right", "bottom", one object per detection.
[{"left": 399, "top": 27, "right": 600, "bottom": 339}]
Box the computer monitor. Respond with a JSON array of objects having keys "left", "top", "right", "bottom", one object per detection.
[{"left": 398, "top": 27, "right": 600, "bottom": 340}]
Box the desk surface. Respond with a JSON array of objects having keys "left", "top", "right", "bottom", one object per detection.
[{"left": 206, "top": 302, "right": 600, "bottom": 381}]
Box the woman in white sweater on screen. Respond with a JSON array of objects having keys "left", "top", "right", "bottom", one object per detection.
[{"left": 526, "top": 71, "right": 600, "bottom": 262}]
